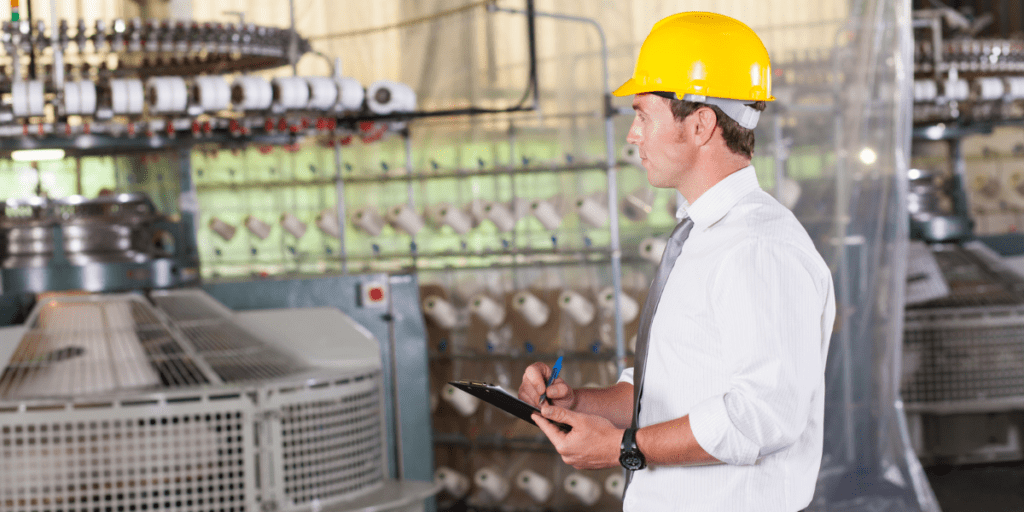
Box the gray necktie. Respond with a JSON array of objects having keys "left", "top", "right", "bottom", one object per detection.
[{"left": 624, "top": 217, "right": 694, "bottom": 487}]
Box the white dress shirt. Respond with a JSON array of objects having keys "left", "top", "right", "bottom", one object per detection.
[{"left": 618, "top": 166, "right": 836, "bottom": 512}]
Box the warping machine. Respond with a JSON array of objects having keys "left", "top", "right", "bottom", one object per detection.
[{"left": 0, "top": 278, "right": 436, "bottom": 512}]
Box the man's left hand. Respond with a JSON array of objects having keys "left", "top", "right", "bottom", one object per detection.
[{"left": 532, "top": 405, "right": 622, "bottom": 470}]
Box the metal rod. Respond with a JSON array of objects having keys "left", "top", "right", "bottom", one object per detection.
[
  {"left": 385, "top": 280, "right": 405, "bottom": 479},
  {"left": 11, "top": 28, "right": 21, "bottom": 83},
  {"left": 525, "top": 0, "right": 538, "bottom": 111},
  {"left": 194, "top": 161, "right": 617, "bottom": 190},
  {"left": 333, "top": 142, "right": 349, "bottom": 274},
  {"left": 50, "top": 0, "right": 64, "bottom": 90},
  {"left": 75, "top": 156, "right": 82, "bottom": 195},
  {"left": 830, "top": 67, "right": 857, "bottom": 469},
  {"left": 288, "top": 0, "right": 298, "bottom": 76},
  {"left": 403, "top": 130, "right": 418, "bottom": 265},
  {"left": 26, "top": 0, "right": 36, "bottom": 80},
  {"left": 948, "top": 138, "right": 972, "bottom": 219}
]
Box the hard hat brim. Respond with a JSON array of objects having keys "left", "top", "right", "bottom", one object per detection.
[
  {"left": 613, "top": 78, "right": 775, "bottom": 101},
  {"left": 612, "top": 78, "right": 645, "bottom": 98}
]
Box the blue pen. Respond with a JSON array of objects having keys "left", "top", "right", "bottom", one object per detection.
[{"left": 538, "top": 356, "right": 563, "bottom": 406}]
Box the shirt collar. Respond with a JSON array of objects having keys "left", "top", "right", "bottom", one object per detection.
[{"left": 675, "top": 165, "right": 761, "bottom": 230}]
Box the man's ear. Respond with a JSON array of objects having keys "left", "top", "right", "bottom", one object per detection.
[{"left": 693, "top": 106, "right": 718, "bottom": 147}]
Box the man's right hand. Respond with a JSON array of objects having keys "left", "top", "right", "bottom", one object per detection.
[{"left": 519, "top": 362, "right": 577, "bottom": 410}]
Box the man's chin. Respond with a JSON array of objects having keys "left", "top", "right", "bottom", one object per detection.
[{"left": 645, "top": 169, "right": 670, "bottom": 189}]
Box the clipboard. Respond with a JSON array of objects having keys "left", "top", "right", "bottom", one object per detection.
[{"left": 448, "top": 380, "right": 573, "bottom": 433}]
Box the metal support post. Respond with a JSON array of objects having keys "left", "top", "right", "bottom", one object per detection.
[{"left": 333, "top": 142, "right": 349, "bottom": 274}]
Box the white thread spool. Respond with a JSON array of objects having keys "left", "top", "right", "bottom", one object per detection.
[
  {"left": 484, "top": 202, "right": 517, "bottom": 232},
  {"left": 193, "top": 76, "right": 231, "bottom": 112},
  {"left": 438, "top": 204, "right": 473, "bottom": 235},
  {"left": 351, "top": 207, "right": 386, "bottom": 236},
  {"left": 423, "top": 203, "right": 446, "bottom": 229},
  {"left": 244, "top": 215, "right": 272, "bottom": 240},
  {"left": 558, "top": 290, "right": 596, "bottom": 326},
  {"left": 942, "top": 78, "right": 969, "bottom": 101},
  {"left": 146, "top": 76, "right": 189, "bottom": 114},
  {"left": 531, "top": 199, "right": 563, "bottom": 230},
  {"left": 280, "top": 212, "right": 307, "bottom": 239},
  {"left": 564, "top": 473, "right": 601, "bottom": 506},
  {"left": 605, "top": 473, "right": 625, "bottom": 500},
  {"left": 474, "top": 467, "right": 511, "bottom": 501},
  {"left": 367, "top": 80, "right": 417, "bottom": 114},
  {"left": 273, "top": 76, "right": 311, "bottom": 110},
  {"left": 512, "top": 291, "right": 550, "bottom": 327},
  {"left": 577, "top": 196, "right": 610, "bottom": 228},
  {"left": 516, "top": 470, "right": 553, "bottom": 503},
  {"left": 639, "top": 237, "right": 667, "bottom": 263},
  {"left": 467, "top": 198, "right": 489, "bottom": 227},
  {"left": 913, "top": 79, "right": 938, "bottom": 102},
  {"left": 1005, "top": 77, "right": 1024, "bottom": 99},
  {"left": 485, "top": 327, "right": 512, "bottom": 353},
  {"left": 306, "top": 76, "right": 339, "bottom": 110},
  {"left": 511, "top": 197, "right": 532, "bottom": 220},
  {"left": 777, "top": 178, "right": 802, "bottom": 210},
  {"left": 388, "top": 204, "right": 425, "bottom": 236},
  {"left": 63, "top": 80, "right": 97, "bottom": 115},
  {"left": 232, "top": 76, "right": 273, "bottom": 110},
  {"left": 441, "top": 383, "right": 479, "bottom": 416},
  {"left": 315, "top": 208, "right": 341, "bottom": 238},
  {"left": 598, "top": 287, "right": 639, "bottom": 323},
  {"left": 434, "top": 467, "right": 470, "bottom": 498},
  {"left": 974, "top": 77, "right": 1005, "bottom": 100},
  {"left": 335, "top": 77, "right": 365, "bottom": 111},
  {"left": 423, "top": 295, "right": 458, "bottom": 329},
  {"left": 469, "top": 294, "right": 506, "bottom": 328},
  {"left": 622, "top": 187, "right": 656, "bottom": 222},
  {"left": 622, "top": 143, "right": 643, "bottom": 166},
  {"left": 12, "top": 80, "right": 45, "bottom": 117},
  {"left": 110, "top": 78, "right": 145, "bottom": 114},
  {"left": 209, "top": 217, "right": 237, "bottom": 242}
]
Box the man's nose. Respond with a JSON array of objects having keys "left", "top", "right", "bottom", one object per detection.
[{"left": 626, "top": 117, "right": 642, "bottom": 144}]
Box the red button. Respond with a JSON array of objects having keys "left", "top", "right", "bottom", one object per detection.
[{"left": 369, "top": 287, "right": 384, "bottom": 302}]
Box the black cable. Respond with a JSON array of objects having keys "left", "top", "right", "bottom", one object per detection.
[
  {"left": 523, "top": 0, "right": 538, "bottom": 110},
  {"left": 26, "top": 0, "right": 36, "bottom": 79},
  {"left": 338, "top": 0, "right": 539, "bottom": 122}
]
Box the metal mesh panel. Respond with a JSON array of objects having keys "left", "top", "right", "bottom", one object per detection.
[
  {"left": 903, "top": 308, "right": 1024, "bottom": 404},
  {"left": 909, "top": 246, "right": 1024, "bottom": 309},
  {"left": 0, "top": 400, "right": 255, "bottom": 512},
  {"left": 276, "top": 374, "right": 386, "bottom": 507},
  {"left": 152, "top": 294, "right": 231, "bottom": 322},
  {"left": 0, "top": 296, "right": 212, "bottom": 398},
  {"left": 150, "top": 290, "right": 307, "bottom": 383}
]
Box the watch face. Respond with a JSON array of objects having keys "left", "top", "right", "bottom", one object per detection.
[{"left": 621, "top": 452, "right": 643, "bottom": 470}]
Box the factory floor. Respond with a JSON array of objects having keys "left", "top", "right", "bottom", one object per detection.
[{"left": 926, "top": 462, "right": 1024, "bottom": 512}]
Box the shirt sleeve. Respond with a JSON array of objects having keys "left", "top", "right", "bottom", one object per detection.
[
  {"left": 618, "top": 367, "right": 635, "bottom": 385},
  {"left": 688, "top": 239, "right": 826, "bottom": 466}
]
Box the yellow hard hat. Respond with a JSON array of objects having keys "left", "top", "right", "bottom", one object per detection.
[{"left": 613, "top": 12, "right": 774, "bottom": 102}]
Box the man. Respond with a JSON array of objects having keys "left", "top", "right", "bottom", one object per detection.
[{"left": 518, "top": 12, "right": 836, "bottom": 512}]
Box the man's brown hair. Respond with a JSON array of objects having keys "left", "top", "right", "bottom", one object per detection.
[{"left": 668, "top": 99, "right": 767, "bottom": 159}]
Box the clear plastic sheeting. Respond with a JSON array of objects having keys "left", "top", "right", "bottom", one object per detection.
[{"left": 775, "top": 0, "right": 942, "bottom": 510}]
